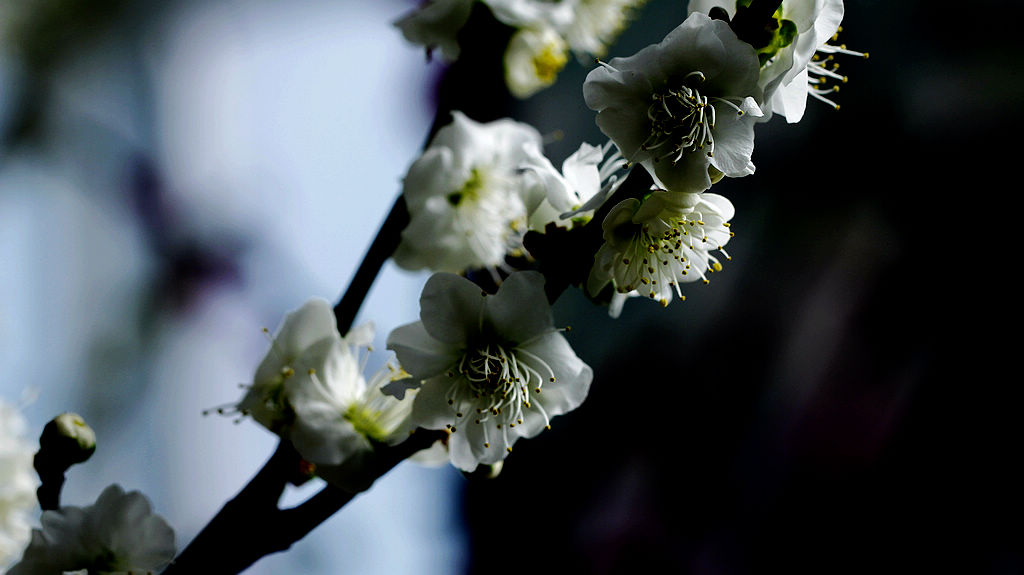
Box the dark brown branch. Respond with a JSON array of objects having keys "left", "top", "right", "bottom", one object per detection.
[{"left": 163, "top": 430, "right": 446, "bottom": 575}]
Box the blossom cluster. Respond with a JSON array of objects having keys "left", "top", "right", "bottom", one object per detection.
[
  {"left": 393, "top": 1, "right": 862, "bottom": 314},
  {"left": 395, "top": 0, "right": 646, "bottom": 97},
  {"left": 229, "top": 0, "right": 864, "bottom": 481},
  {"left": 233, "top": 270, "right": 590, "bottom": 477},
  {"left": 5, "top": 1, "right": 866, "bottom": 571},
  {"left": 1, "top": 400, "right": 37, "bottom": 571}
]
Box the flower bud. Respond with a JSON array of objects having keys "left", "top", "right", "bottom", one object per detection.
[{"left": 37, "top": 413, "right": 96, "bottom": 471}]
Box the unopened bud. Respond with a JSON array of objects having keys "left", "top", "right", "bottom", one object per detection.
[
  {"left": 37, "top": 413, "right": 96, "bottom": 471},
  {"left": 34, "top": 413, "right": 96, "bottom": 511}
]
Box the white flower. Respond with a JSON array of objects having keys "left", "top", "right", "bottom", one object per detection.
[
  {"left": 233, "top": 300, "right": 428, "bottom": 490},
  {"left": 521, "top": 141, "right": 627, "bottom": 230},
  {"left": 504, "top": 25, "right": 570, "bottom": 99},
  {"left": 285, "top": 324, "right": 426, "bottom": 493},
  {"left": 236, "top": 298, "right": 342, "bottom": 435},
  {"left": 583, "top": 12, "right": 763, "bottom": 194},
  {"left": 8, "top": 484, "right": 175, "bottom": 575},
  {"left": 588, "top": 191, "right": 735, "bottom": 311},
  {"left": 689, "top": 0, "right": 862, "bottom": 122},
  {"left": 393, "top": 0, "right": 475, "bottom": 62},
  {"left": 387, "top": 271, "right": 593, "bottom": 471},
  {"left": 564, "top": 0, "right": 646, "bottom": 58},
  {"left": 1, "top": 400, "right": 37, "bottom": 571},
  {"left": 394, "top": 112, "right": 551, "bottom": 273},
  {"left": 486, "top": 0, "right": 642, "bottom": 58},
  {"left": 483, "top": 0, "right": 576, "bottom": 32}
]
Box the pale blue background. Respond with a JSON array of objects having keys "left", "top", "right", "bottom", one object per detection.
[{"left": 1, "top": 1, "right": 467, "bottom": 573}]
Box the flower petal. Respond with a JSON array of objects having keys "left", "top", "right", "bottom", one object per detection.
[
  {"left": 484, "top": 271, "right": 553, "bottom": 343},
  {"left": 387, "top": 321, "right": 462, "bottom": 380},
  {"left": 419, "top": 272, "right": 487, "bottom": 344}
]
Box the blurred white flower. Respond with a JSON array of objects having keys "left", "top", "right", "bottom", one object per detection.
[
  {"left": 583, "top": 12, "right": 763, "bottom": 194},
  {"left": 394, "top": 112, "right": 550, "bottom": 274},
  {"left": 564, "top": 0, "right": 646, "bottom": 58},
  {"left": 483, "top": 0, "right": 576, "bottom": 32},
  {"left": 394, "top": 0, "right": 475, "bottom": 61},
  {"left": 588, "top": 191, "right": 734, "bottom": 311},
  {"left": 486, "top": 0, "right": 642, "bottom": 58},
  {"left": 504, "top": 25, "right": 569, "bottom": 99},
  {"left": 387, "top": 271, "right": 592, "bottom": 471},
  {"left": 8, "top": 484, "right": 175, "bottom": 575},
  {"left": 488, "top": 0, "right": 644, "bottom": 96},
  {"left": 1, "top": 400, "right": 37, "bottom": 571}
]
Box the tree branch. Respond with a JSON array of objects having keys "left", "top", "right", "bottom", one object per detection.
[{"left": 163, "top": 430, "right": 446, "bottom": 574}]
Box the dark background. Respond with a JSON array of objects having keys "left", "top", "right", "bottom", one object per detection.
[
  {"left": 456, "top": 1, "right": 1022, "bottom": 573},
  {"left": 2, "top": 0, "right": 1019, "bottom": 573}
]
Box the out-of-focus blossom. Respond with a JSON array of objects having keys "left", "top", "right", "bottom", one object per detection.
[
  {"left": 1, "top": 400, "right": 37, "bottom": 571},
  {"left": 387, "top": 272, "right": 592, "bottom": 471},
  {"left": 504, "top": 25, "right": 569, "bottom": 99},
  {"left": 564, "top": 0, "right": 647, "bottom": 58},
  {"left": 8, "top": 484, "right": 175, "bottom": 575},
  {"left": 394, "top": 0, "right": 475, "bottom": 61}
]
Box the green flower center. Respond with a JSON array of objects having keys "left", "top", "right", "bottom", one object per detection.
[
  {"left": 343, "top": 404, "right": 391, "bottom": 442},
  {"left": 447, "top": 168, "right": 486, "bottom": 206}
]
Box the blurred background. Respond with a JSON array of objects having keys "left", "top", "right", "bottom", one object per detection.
[{"left": 1, "top": 0, "right": 1019, "bottom": 574}]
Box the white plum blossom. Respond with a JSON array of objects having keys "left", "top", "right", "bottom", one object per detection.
[
  {"left": 689, "top": 0, "right": 863, "bottom": 122},
  {"left": 394, "top": 112, "right": 552, "bottom": 274},
  {"left": 8, "top": 484, "right": 175, "bottom": 575},
  {"left": 387, "top": 271, "right": 593, "bottom": 471},
  {"left": 485, "top": 0, "right": 643, "bottom": 58},
  {"left": 234, "top": 300, "right": 429, "bottom": 490},
  {"left": 521, "top": 140, "right": 628, "bottom": 230},
  {"left": 504, "top": 25, "right": 570, "bottom": 99},
  {"left": 583, "top": 12, "right": 763, "bottom": 194},
  {"left": 588, "top": 191, "right": 735, "bottom": 312},
  {"left": 285, "top": 323, "right": 429, "bottom": 493},
  {"left": 489, "top": 0, "right": 645, "bottom": 97},
  {"left": 564, "top": 0, "right": 647, "bottom": 58},
  {"left": 394, "top": 0, "right": 475, "bottom": 61},
  {"left": 1, "top": 400, "right": 37, "bottom": 571},
  {"left": 482, "top": 0, "right": 576, "bottom": 35},
  {"left": 236, "top": 298, "right": 342, "bottom": 435}
]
